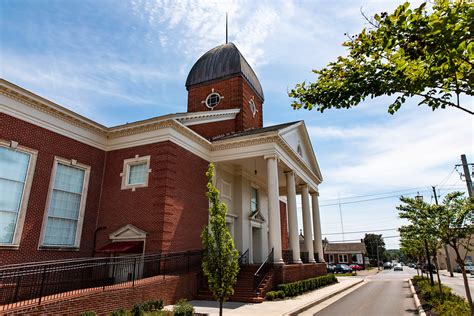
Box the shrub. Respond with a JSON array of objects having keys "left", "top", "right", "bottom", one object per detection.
[
  {"left": 265, "top": 291, "right": 276, "bottom": 300},
  {"left": 276, "top": 290, "right": 285, "bottom": 299},
  {"left": 147, "top": 299, "right": 164, "bottom": 311},
  {"left": 172, "top": 299, "right": 194, "bottom": 316},
  {"left": 80, "top": 312, "right": 96, "bottom": 316},
  {"left": 277, "top": 274, "right": 338, "bottom": 297},
  {"left": 412, "top": 277, "right": 470, "bottom": 316},
  {"left": 131, "top": 303, "right": 144, "bottom": 316},
  {"left": 110, "top": 309, "right": 128, "bottom": 316}
]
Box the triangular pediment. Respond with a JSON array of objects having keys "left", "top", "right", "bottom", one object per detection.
[
  {"left": 249, "top": 210, "right": 265, "bottom": 222},
  {"left": 279, "top": 122, "right": 323, "bottom": 182},
  {"left": 109, "top": 224, "right": 147, "bottom": 241}
]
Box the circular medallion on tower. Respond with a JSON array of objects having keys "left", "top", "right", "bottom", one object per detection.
[{"left": 202, "top": 89, "right": 224, "bottom": 109}]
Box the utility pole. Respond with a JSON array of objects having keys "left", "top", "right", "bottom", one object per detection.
[
  {"left": 433, "top": 186, "right": 454, "bottom": 277},
  {"left": 459, "top": 154, "right": 473, "bottom": 197},
  {"left": 376, "top": 239, "right": 381, "bottom": 271}
]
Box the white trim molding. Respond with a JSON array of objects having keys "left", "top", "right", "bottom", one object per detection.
[
  {"left": 0, "top": 139, "right": 38, "bottom": 249},
  {"left": 120, "top": 155, "right": 151, "bottom": 191},
  {"left": 39, "top": 156, "right": 91, "bottom": 250}
]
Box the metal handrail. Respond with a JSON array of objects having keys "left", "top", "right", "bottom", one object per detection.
[
  {"left": 253, "top": 247, "right": 274, "bottom": 291},
  {"left": 238, "top": 249, "right": 249, "bottom": 266}
]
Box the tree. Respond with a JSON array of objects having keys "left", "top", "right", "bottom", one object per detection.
[
  {"left": 201, "top": 163, "right": 239, "bottom": 316},
  {"left": 398, "top": 192, "right": 474, "bottom": 313},
  {"left": 363, "top": 233, "right": 386, "bottom": 266},
  {"left": 289, "top": 1, "right": 473, "bottom": 115}
]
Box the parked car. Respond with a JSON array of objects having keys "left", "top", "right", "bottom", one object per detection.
[
  {"left": 394, "top": 263, "right": 403, "bottom": 271},
  {"left": 421, "top": 263, "right": 437, "bottom": 273},
  {"left": 326, "top": 263, "right": 335, "bottom": 273},
  {"left": 454, "top": 262, "right": 474, "bottom": 273},
  {"left": 350, "top": 264, "right": 362, "bottom": 271},
  {"left": 335, "top": 264, "right": 353, "bottom": 273},
  {"left": 383, "top": 262, "right": 392, "bottom": 269}
]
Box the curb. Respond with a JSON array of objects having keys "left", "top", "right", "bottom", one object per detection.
[
  {"left": 408, "top": 279, "right": 426, "bottom": 316},
  {"left": 283, "top": 279, "right": 364, "bottom": 316}
]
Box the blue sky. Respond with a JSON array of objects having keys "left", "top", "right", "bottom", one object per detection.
[{"left": 1, "top": 0, "right": 472, "bottom": 249}]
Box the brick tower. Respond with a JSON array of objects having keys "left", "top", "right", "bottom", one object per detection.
[{"left": 185, "top": 42, "right": 264, "bottom": 139}]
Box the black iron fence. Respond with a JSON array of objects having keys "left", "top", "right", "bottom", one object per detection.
[{"left": 0, "top": 250, "right": 202, "bottom": 311}]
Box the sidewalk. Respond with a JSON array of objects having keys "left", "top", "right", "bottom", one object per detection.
[{"left": 182, "top": 277, "right": 364, "bottom": 316}]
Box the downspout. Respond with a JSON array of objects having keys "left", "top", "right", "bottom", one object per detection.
[{"left": 93, "top": 151, "right": 108, "bottom": 257}]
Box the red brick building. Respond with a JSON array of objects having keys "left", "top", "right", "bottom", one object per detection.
[{"left": 0, "top": 43, "right": 326, "bottom": 308}]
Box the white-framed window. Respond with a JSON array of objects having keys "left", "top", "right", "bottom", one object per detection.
[
  {"left": 0, "top": 140, "right": 37, "bottom": 247},
  {"left": 201, "top": 89, "right": 224, "bottom": 109},
  {"left": 338, "top": 254, "right": 348, "bottom": 263},
  {"left": 220, "top": 180, "right": 232, "bottom": 200},
  {"left": 328, "top": 254, "right": 334, "bottom": 263},
  {"left": 121, "top": 155, "right": 151, "bottom": 191},
  {"left": 40, "top": 157, "right": 90, "bottom": 248},
  {"left": 250, "top": 186, "right": 258, "bottom": 214}
]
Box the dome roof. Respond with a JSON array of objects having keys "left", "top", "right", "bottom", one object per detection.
[{"left": 185, "top": 42, "right": 264, "bottom": 100}]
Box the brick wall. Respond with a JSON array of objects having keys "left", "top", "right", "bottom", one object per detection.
[
  {"left": 5, "top": 273, "right": 198, "bottom": 316},
  {"left": 186, "top": 75, "right": 263, "bottom": 139},
  {"left": 280, "top": 201, "right": 289, "bottom": 251},
  {"left": 96, "top": 141, "right": 209, "bottom": 254},
  {"left": 273, "top": 263, "right": 327, "bottom": 285},
  {"left": 0, "top": 114, "right": 106, "bottom": 264}
]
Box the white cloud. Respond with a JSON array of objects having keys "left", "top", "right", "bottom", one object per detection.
[{"left": 309, "top": 107, "right": 473, "bottom": 198}]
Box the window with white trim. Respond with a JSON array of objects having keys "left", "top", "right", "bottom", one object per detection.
[
  {"left": 250, "top": 187, "right": 258, "bottom": 214},
  {"left": 328, "top": 254, "right": 334, "bottom": 263},
  {"left": 221, "top": 180, "right": 232, "bottom": 200},
  {"left": 121, "top": 155, "right": 151, "bottom": 191},
  {"left": 42, "top": 158, "right": 90, "bottom": 247},
  {"left": 0, "top": 142, "right": 37, "bottom": 246},
  {"left": 338, "top": 254, "right": 348, "bottom": 263}
]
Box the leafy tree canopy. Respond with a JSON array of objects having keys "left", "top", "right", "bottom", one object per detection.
[{"left": 289, "top": 1, "right": 473, "bottom": 115}]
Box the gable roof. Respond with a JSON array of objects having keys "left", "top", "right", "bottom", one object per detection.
[{"left": 324, "top": 242, "right": 367, "bottom": 254}]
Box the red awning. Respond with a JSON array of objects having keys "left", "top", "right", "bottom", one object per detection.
[{"left": 98, "top": 241, "right": 143, "bottom": 253}]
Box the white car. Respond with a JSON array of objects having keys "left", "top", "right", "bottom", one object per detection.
[{"left": 394, "top": 263, "right": 403, "bottom": 271}]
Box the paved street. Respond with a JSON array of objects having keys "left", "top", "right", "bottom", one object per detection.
[
  {"left": 305, "top": 268, "right": 418, "bottom": 316},
  {"left": 437, "top": 270, "right": 474, "bottom": 300}
]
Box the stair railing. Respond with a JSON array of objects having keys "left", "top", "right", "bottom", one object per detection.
[
  {"left": 253, "top": 247, "right": 274, "bottom": 291},
  {"left": 238, "top": 249, "right": 249, "bottom": 266}
]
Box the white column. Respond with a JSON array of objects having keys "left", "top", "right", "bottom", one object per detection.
[
  {"left": 311, "top": 192, "right": 324, "bottom": 263},
  {"left": 301, "top": 184, "right": 315, "bottom": 263},
  {"left": 265, "top": 155, "right": 284, "bottom": 264},
  {"left": 285, "top": 171, "right": 301, "bottom": 263}
]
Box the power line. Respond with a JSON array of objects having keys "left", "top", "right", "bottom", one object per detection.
[
  {"left": 328, "top": 235, "right": 400, "bottom": 243},
  {"left": 319, "top": 186, "right": 465, "bottom": 207},
  {"left": 320, "top": 190, "right": 429, "bottom": 207},
  {"left": 320, "top": 186, "right": 429, "bottom": 202},
  {"left": 322, "top": 228, "right": 398, "bottom": 236}
]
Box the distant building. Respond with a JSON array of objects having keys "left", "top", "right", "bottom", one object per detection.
[
  {"left": 323, "top": 240, "right": 367, "bottom": 268},
  {"left": 437, "top": 238, "right": 474, "bottom": 271}
]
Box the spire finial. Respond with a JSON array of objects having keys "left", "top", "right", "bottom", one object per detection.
[{"left": 226, "top": 12, "right": 228, "bottom": 44}]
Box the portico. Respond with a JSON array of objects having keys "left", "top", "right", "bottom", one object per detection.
[{"left": 210, "top": 120, "right": 324, "bottom": 267}]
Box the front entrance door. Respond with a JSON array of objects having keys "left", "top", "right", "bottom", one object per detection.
[{"left": 252, "top": 227, "right": 262, "bottom": 263}]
